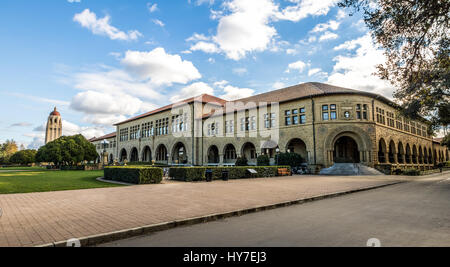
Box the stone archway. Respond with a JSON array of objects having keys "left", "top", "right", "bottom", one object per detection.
[
  {"left": 418, "top": 146, "right": 424, "bottom": 164},
  {"left": 120, "top": 148, "right": 128, "bottom": 163},
  {"left": 142, "top": 146, "right": 152, "bottom": 162},
  {"left": 378, "top": 138, "right": 387, "bottom": 163},
  {"left": 406, "top": 144, "right": 412, "bottom": 164},
  {"left": 156, "top": 144, "right": 168, "bottom": 162},
  {"left": 397, "top": 142, "right": 405, "bottom": 164},
  {"left": 130, "top": 147, "right": 139, "bottom": 162},
  {"left": 388, "top": 140, "right": 397, "bottom": 164},
  {"left": 333, "top": 136, "right": 360, "bottom": 163},
  {"left": 324, "top": 127, "right": 372, "bottom": 167},
  {"left": 224, "top": 144, "right": 237, "bottom": 164},
  {"left": 241, "top": 142, "right": 257, "bottom": 165},
  {"left": 412, "top": 145, "right": 418, "bottom": 164},
  {"left": 207, "top": 145, "right": 220, "bottom": 164},
  {"left": 172, "top": 142, "right": 188, "bottom": 164},
  {"left": 286, "top": 138, "right": 308, "bottom": 163}
]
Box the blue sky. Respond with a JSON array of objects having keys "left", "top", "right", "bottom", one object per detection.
[{"left": 0, "top": 0, "right": 395, "bottom": 148}]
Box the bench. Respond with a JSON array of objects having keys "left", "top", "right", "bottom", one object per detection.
[{"left": 278, "top": 168, "right": 290, "bottom": 176}]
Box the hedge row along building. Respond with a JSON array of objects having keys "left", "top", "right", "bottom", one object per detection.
[{"left": 89, "top": 82, "right": 449, "bottom": 173}]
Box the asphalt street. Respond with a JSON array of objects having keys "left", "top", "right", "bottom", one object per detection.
[{"left": 101, "top": 174, "right": 450, "bottom": 247}]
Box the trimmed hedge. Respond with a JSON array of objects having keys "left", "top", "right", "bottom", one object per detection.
[
  {"left": 169, "top": 166, "right": 291, "bottom": 182},
  {"left": 104, "top": 166, "right": 163, "bottom": 184},
  {"left": 402, "top": 168, "right": 421, "bottom": 176}
]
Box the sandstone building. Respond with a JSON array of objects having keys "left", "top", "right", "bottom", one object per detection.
[
  {"left": 90, "top": 83, "right": 449, "bottom": 172},
  {"left": 45, "top": 107, "right": 62, "bottom": 144}
]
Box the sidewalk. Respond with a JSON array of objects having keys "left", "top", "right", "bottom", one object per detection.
[{"left": 0, "top": 175, "right": 402, "bottom": 247}]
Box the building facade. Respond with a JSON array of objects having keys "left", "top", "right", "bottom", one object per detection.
[
  {"left": 91, "top": 83, "right": 449, "bottom": 172},
  {"left": 45, "top": 107, "right": 62, "bottom": 144}
]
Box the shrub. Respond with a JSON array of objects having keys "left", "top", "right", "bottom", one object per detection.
[
  {"left": 403, "top": 168, "right": 421, "bottom": 176},
  {"left": 169, "top": 167, "right": 206, "bottom": 182},
  {"left": 169, "top": 166, "right": 291, "bottom": 181},
  {"left": 275, "top": 153, "right": 304, "bottom": 168},
  {"left": 393, "top": 168, "right": 403, "bottom": 175},
  {"left": 104, "top": 166, "right": 163, "bottom": 184},
  {"left": 257, "top": 155, "right": 270, "bottom": 166},
  {"left": 235, "top": 157, "right": 248, "bottom": 166}
]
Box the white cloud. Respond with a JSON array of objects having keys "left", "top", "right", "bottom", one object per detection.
[
  {"left": 73, "top": 9, "right": 142, "bottom": 41},
  {"left": 62, "top": 120, "right": 106, "bottom": 139},
  {"left": 147, "top": 3, "right": 158, "bottom": 13},
  {"left": 190, "top": 41, "right": 220, "bottom": 53},
  {"left": 273, "top": 81, "right": 286, "bottom": 89},
  {"left": 213, "top": 80, "right": 229, "bottom": 88},
  {"left": 276, "top": 0, "right": 339, "bottom": 22},
  {"left": 328, "top": 33, "right": 395, "bottom": 97},
  {"left": 232, "top": 68, "right": 248, "bottom": 76},
  {"left": 213, "top": 0, "right": 278, "bottom": 60},
  {"left": 152, "top": 19, "right": 165, "bottom": 27},
  {"left": 219, "top": 85, "right": 254, "bottom": 101},
  {"left": 319, "top": 31, "right": 338, "bottom": 42},
  {"left": 121, "top": 48, "right": 201, "bottom": 86},
  {"left": 308, "top": 68, "right": 322, "bottom": 76},
  {"left": 186, "top": 33, "right": 211, "bottom": 42},
  {"left": 70, "top": 91, "right": 147, "bottom": 116},
  {"left": 68, "top": 48, "right": 202, "bottom": 126},
  {"left": 311, "top": 20, "right": 340, "bottom": 33},
  {"left": 286, "top": 60, "right": 307, "bottom": 73},
  {"left": 170, "top": 82, "right": 215, "bottom": 102}
]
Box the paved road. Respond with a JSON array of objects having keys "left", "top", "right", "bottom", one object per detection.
[{"left": 101, "top": 174, "right": 450, "bottom": 247}]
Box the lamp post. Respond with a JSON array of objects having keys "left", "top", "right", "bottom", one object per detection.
[{"left": 276, "top": 147, "right": 280, "bottom": 166}]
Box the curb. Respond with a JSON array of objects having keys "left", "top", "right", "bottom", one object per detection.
[
  {"left": 96, "top": 177, "right": 134, "bottom": 186},
  {"left": 37, "top": 181, "right": 404, "bottom": 247}
]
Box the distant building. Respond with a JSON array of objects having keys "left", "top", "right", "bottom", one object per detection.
[{"left": 45, "top": 107, "right": 62, "bottom": 144}]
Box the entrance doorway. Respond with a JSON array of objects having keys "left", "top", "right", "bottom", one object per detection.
[{"left": 333, "top": 136, "right": 360, "bottom": 163}]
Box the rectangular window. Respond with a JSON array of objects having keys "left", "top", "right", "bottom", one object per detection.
[
  {"left": 292, "top": 109, "right": 298, "bottom": 115},
  {"left": 240, "top": 118, "right": 245, "bottom": 132},
  {"left": 300, "top": 115, "right": 307, "bottom": 124},
  {"left": 264, "top": 114, "right": 270, "bottom": 129},
  {"left": 322, "top": 105, "right": 329, "bottom": 111},
  {"left": 250, "top": 117, "right": 256, "bottom": 130},
  {"left": 293, "top": 115, "right": 299, "bottom": 125},
  {"left": 271, "top": 113, "right": 276, "bottom": 128},
  {"left": 330, "top": 111, "right": 337, "bottom": 120},
  {"left": 285, "top": 110, "right": 291, "bottom": 116},
  {"left": 323, "top": 112, "right": 329, "bottom": 121},
  {"left": 285, "top": 116, "right": 292, "bottom": 126}
]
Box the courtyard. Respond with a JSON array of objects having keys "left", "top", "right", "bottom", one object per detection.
[{"left": 0, "top": 173, "right": 407, "bottom": 247}]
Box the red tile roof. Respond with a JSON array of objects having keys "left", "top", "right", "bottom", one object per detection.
[
  {"left": 114, "top": 94, "right": 226, "bottom": 126},
  {"left": 114, "top": 82, "right": 404, "bottom": 125},
  {"left": 89, "top": 132, "right": 117, "bottom": 142}
]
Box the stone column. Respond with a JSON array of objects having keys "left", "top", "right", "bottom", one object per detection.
[
  {"left": 219, "top": 154, "right": 224, "bottom": 166},
  {"left": 393, "top": 153, "right": 398, "bottom": 164}
]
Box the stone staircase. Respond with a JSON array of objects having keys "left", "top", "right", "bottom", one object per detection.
[{"left": 319, "top": 163, "right": 385, "bottom": 176}]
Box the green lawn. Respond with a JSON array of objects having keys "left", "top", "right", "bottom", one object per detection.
[
  {"left": 0, "top": 170, "right": 123, "bottom": 194},
  {"left": 0, "top": 166, "right": 47, "bottom": 171}
]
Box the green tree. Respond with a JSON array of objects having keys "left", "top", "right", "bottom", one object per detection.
[
  {"left": 275, "top": 153, "right": 304, "bottom": 168},
  {"left": 0, "top": 140, "right": 19, "bottom": 164},
  {"left": 442, "top": 133, "right": 450, "bottom": 149},
  {"left": 10, "top": 150, "right": 37, "bottom": 165},
  {"left": 36, "top": 135, "right": 98, "bottom": 166},
  {"left": 257, "top": 155, "right": 270, "bottom": 166},
  {"left": 339, "top": 0, "right": 450, "bottom": 130}
]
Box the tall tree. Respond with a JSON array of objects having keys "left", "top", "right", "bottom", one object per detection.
[
  {"left": 36, "top": 135, "right": 98, "bottom": 166},
  {"left": 339, "top": 0, "right": 450, "bottom": 131}
]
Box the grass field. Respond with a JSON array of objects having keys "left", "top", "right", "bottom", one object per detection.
[
  {"left": 0, "top": 170, "right": 123, "bottom": 194},
  {"left": 0, "top": 166, "right": 47, "bottom": 171}
]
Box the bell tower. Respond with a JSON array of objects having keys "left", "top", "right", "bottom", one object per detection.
[{"left": 45, "top": 107, "right": 62, "bottom": 144}]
